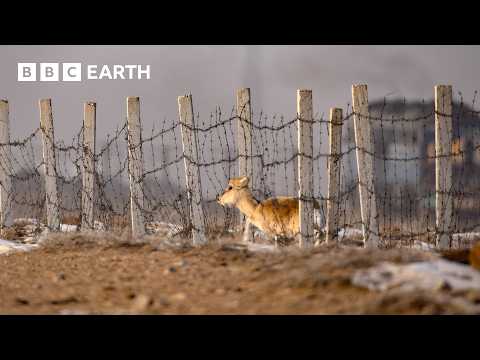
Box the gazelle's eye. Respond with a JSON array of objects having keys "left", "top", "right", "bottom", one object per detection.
[{"left": 227, "top": 186, "right": 233, "bottom": 191}]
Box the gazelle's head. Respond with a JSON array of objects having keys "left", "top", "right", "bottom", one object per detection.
[{"left": 217, "top": 176, "right": 250, "bottom": 207}]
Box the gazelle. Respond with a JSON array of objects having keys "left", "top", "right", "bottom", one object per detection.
[{"left": 217, "top": 176, "right": 322, "bottom": 245}]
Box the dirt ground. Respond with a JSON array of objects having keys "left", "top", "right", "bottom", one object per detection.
[{"left": 1, "top": 232, "right": 479, "bottom": 315}]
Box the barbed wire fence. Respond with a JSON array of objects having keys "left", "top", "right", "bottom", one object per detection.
[{"left": 0, "top": 84, "right": 479, "bottom": 250}]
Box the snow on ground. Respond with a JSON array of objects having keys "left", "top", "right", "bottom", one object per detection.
[
  {"left": 220, "top": 242, "right": 278, "bottom": 253},
  {"left": 352, "top": 259, "right": 480, "bottom": 293},
  {"left": 451, "top": 232, "right": 480, "bottom": 249},
  {"left": 60, "top": 224, "right": 78, "bottom": 232},
  {"left": 2, "top": 215, "right": 479, "bottom": 257},
  {"left": 407, "top": 233, "right": 480, "bottom": 251},
  {"left": 338, "top": 228, "right": 363, "bottom": 240},
  {"left": 246, "top": 243, "right": 278, "bottom": 252},
  {"left": 0, "top": 239, "right": 38, "bottom": 255},
  {"left": 409, "top": 241, "right": 437, "bottom": 251}
]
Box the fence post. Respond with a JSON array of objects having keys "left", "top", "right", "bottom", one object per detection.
[
  {"left": 325, "top": 108, "right": 343, "bottom": 244},
  {"left": 82, "top": 102, "right": 96, "bottom": 230},
  {"left": 126, "top": 97, "right": 146, "bottom": 237},
  {"left": 39, "top": 99, "right": 60, "bottom": 231},
  {"left": 178, "top": 94, "right": 207, "bottom": 245},
  {"left": 297, "top": 89, "right": 315, "bottom": 248},
  {"left": 351, "top": 85, "right": 380, "bottom": 248},
  {"left": 435, "top": 85, "right": 453, "bottom": 249},
  {"left": 236, "top": 88, "right": 255, "bottom": 242},
  {"left": 0, "top": 100, "right": 12, "bottom": 228}
]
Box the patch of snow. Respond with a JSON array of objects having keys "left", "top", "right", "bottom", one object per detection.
[
  {"left": 338, "top": 228, "right": 363, "bottom": 240},
  {"left": 60, "top": 224, "right": 78, "bottom": 232},
  {"left": 451, "top": 232, "right": 480, "bottom": 249},
  {"left": 246, "top": 243, "right": 278, "bottom": 253},
  {"left": 220, "top": 242, "right": 278, "bottom": 253},
  {"left": 352, "top": 259, "right": 480, "bottom": 293},
  {"left": 0, "top": 239, "right": 39, "bottom": 255},
  {"left": 411, "top": 241, "right": 437, "bottom": 251},
  {"left": 452, "top": 232, "right": 480, "bottom": 240}
]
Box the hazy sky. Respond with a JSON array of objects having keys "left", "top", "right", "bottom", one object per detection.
[{"left": 0, "top": 45, "right": 479, "bottom": 141}]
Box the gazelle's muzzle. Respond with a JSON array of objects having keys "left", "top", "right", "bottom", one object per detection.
[{"left": 216, "top": 192, "right": 232, "bottom": 207}]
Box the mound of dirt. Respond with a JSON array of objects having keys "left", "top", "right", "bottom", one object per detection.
[{"left": 0, "top": 233, "right": 478, "bottom": 314}]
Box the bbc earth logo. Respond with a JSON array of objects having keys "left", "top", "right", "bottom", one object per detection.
[{"left": 17, "top": 63, "right": 151, "bottom": 82}]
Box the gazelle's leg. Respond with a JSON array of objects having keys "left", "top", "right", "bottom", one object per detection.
[
  {"left": 243, "top": 219, "right": 255, "bottom": 243},
  {"left": 274, "top": 235, "right": 278, "bottom": 248}
]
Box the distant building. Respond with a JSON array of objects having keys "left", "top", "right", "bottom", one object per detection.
[{"left": 343, "top": 98, "right": 480, "bottom": 219}]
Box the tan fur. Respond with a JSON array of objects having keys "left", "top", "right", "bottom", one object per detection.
[{"left": 217, "top": 176, "right": 319, "bottom": 238}]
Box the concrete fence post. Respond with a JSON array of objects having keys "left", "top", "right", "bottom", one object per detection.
[
  {"left": 435, "top": 85, "right": 453, "bottom": 249},
  {"left": 39, "top": 99, "right": 60, "bottom": 231},
  {"left": 351, "top": 84, "right": 380, "bottom": 248},
  {"left": 297, "top": 89, "right": 315, "bottom": 248},
  {"left": 236, "top": 88, "right": 255, "bottom": 242},
  {"left": 325, "top": 107, "right": 343, "bottom": 244},
  {"left": 178, "top": 94, "right": 207, "bottom": 245},
  {"left": 126, "top": 96, "right": 146, "bottom": 237},
  {"left": 82, "top": 101, "right": 96, "bottom": 230},
  {"left": 0, "top": 100, "right": 12, "bottom": 228}
]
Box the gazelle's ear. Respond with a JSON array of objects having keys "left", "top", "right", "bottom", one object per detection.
[{"left": 237, "top": 176, "right": 249, "bottom": 188}]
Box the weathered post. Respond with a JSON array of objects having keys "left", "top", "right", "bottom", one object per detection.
[
  {"left": 435, "top": 85, "right": 453, "bottom": 249},
  {"left": 297, "top": 89, "right": 315, "bottom": 248},
  {"left": 236, "top": 88, "right": 255, "bottom": 242},
  {"left": 0, "top": 100, "right": 12, "bottom": 228},
  {"left": 39, "top": 99, "right": 60, "bottom": 231},
  {"left": 352, "top": 85, "right": 380, "bottom": 248},
  {"left": 325, "top": 107, "right": 343, "bottom": 244},
  {"left": 178, "top": 94, "right": 207, "bottom": 245},
  {"left": 82, "top": 102, "right": 96, "bottom": 230},
  {"left": 126, "top": 97, "right": 146, "bottom": 237}
]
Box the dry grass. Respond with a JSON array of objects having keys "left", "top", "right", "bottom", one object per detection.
[
  {"left": 1, "top": 227, "right": 18, "bottom": 240},
  {"left": 37, "top": 229, "right": 194, "bottom": 252},
  {"left": 1, "top": 219, "right": 43, "bottom": 241},
  {"left": 37, "top": 231, "right": 136, "bottom": 249}
]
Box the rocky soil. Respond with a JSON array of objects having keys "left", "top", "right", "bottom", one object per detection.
[{"left": 1, "top": 230, "right": 479, "bottom": 315}]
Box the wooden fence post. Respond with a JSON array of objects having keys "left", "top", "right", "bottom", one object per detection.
[
  {"left": 351, "top": 85, "right": 380, "bottom": 248},
  {"left": 0, "top": 100, "right": 12, "bottom": 228},
  {"left": 126, "top": 97, "right": 146, "bottom": 237},
  {"left": 435, "top": 85, "right": 453, "bottom": 249},
  {"left": 297, "top": 89, "right": 315, "bottom": 248},
  {"left": 178, "top": 94, "right": 207, "bottom": 245},
  {"left": 82, "top": 102, "right": 96, "bottom": 230},
  {"left": 325, "top": 107, "right": 343, "bottom": 244},
  {"left": 39, "top": 99, "right": 60, "bottom": 231},
  {"left": 236, "top": 88, "right": 255, "bottom": 242}
]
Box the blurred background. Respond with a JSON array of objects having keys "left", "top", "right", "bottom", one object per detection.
[{"left": 1, "top": 45, "right": 479, "bottom": 140}]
